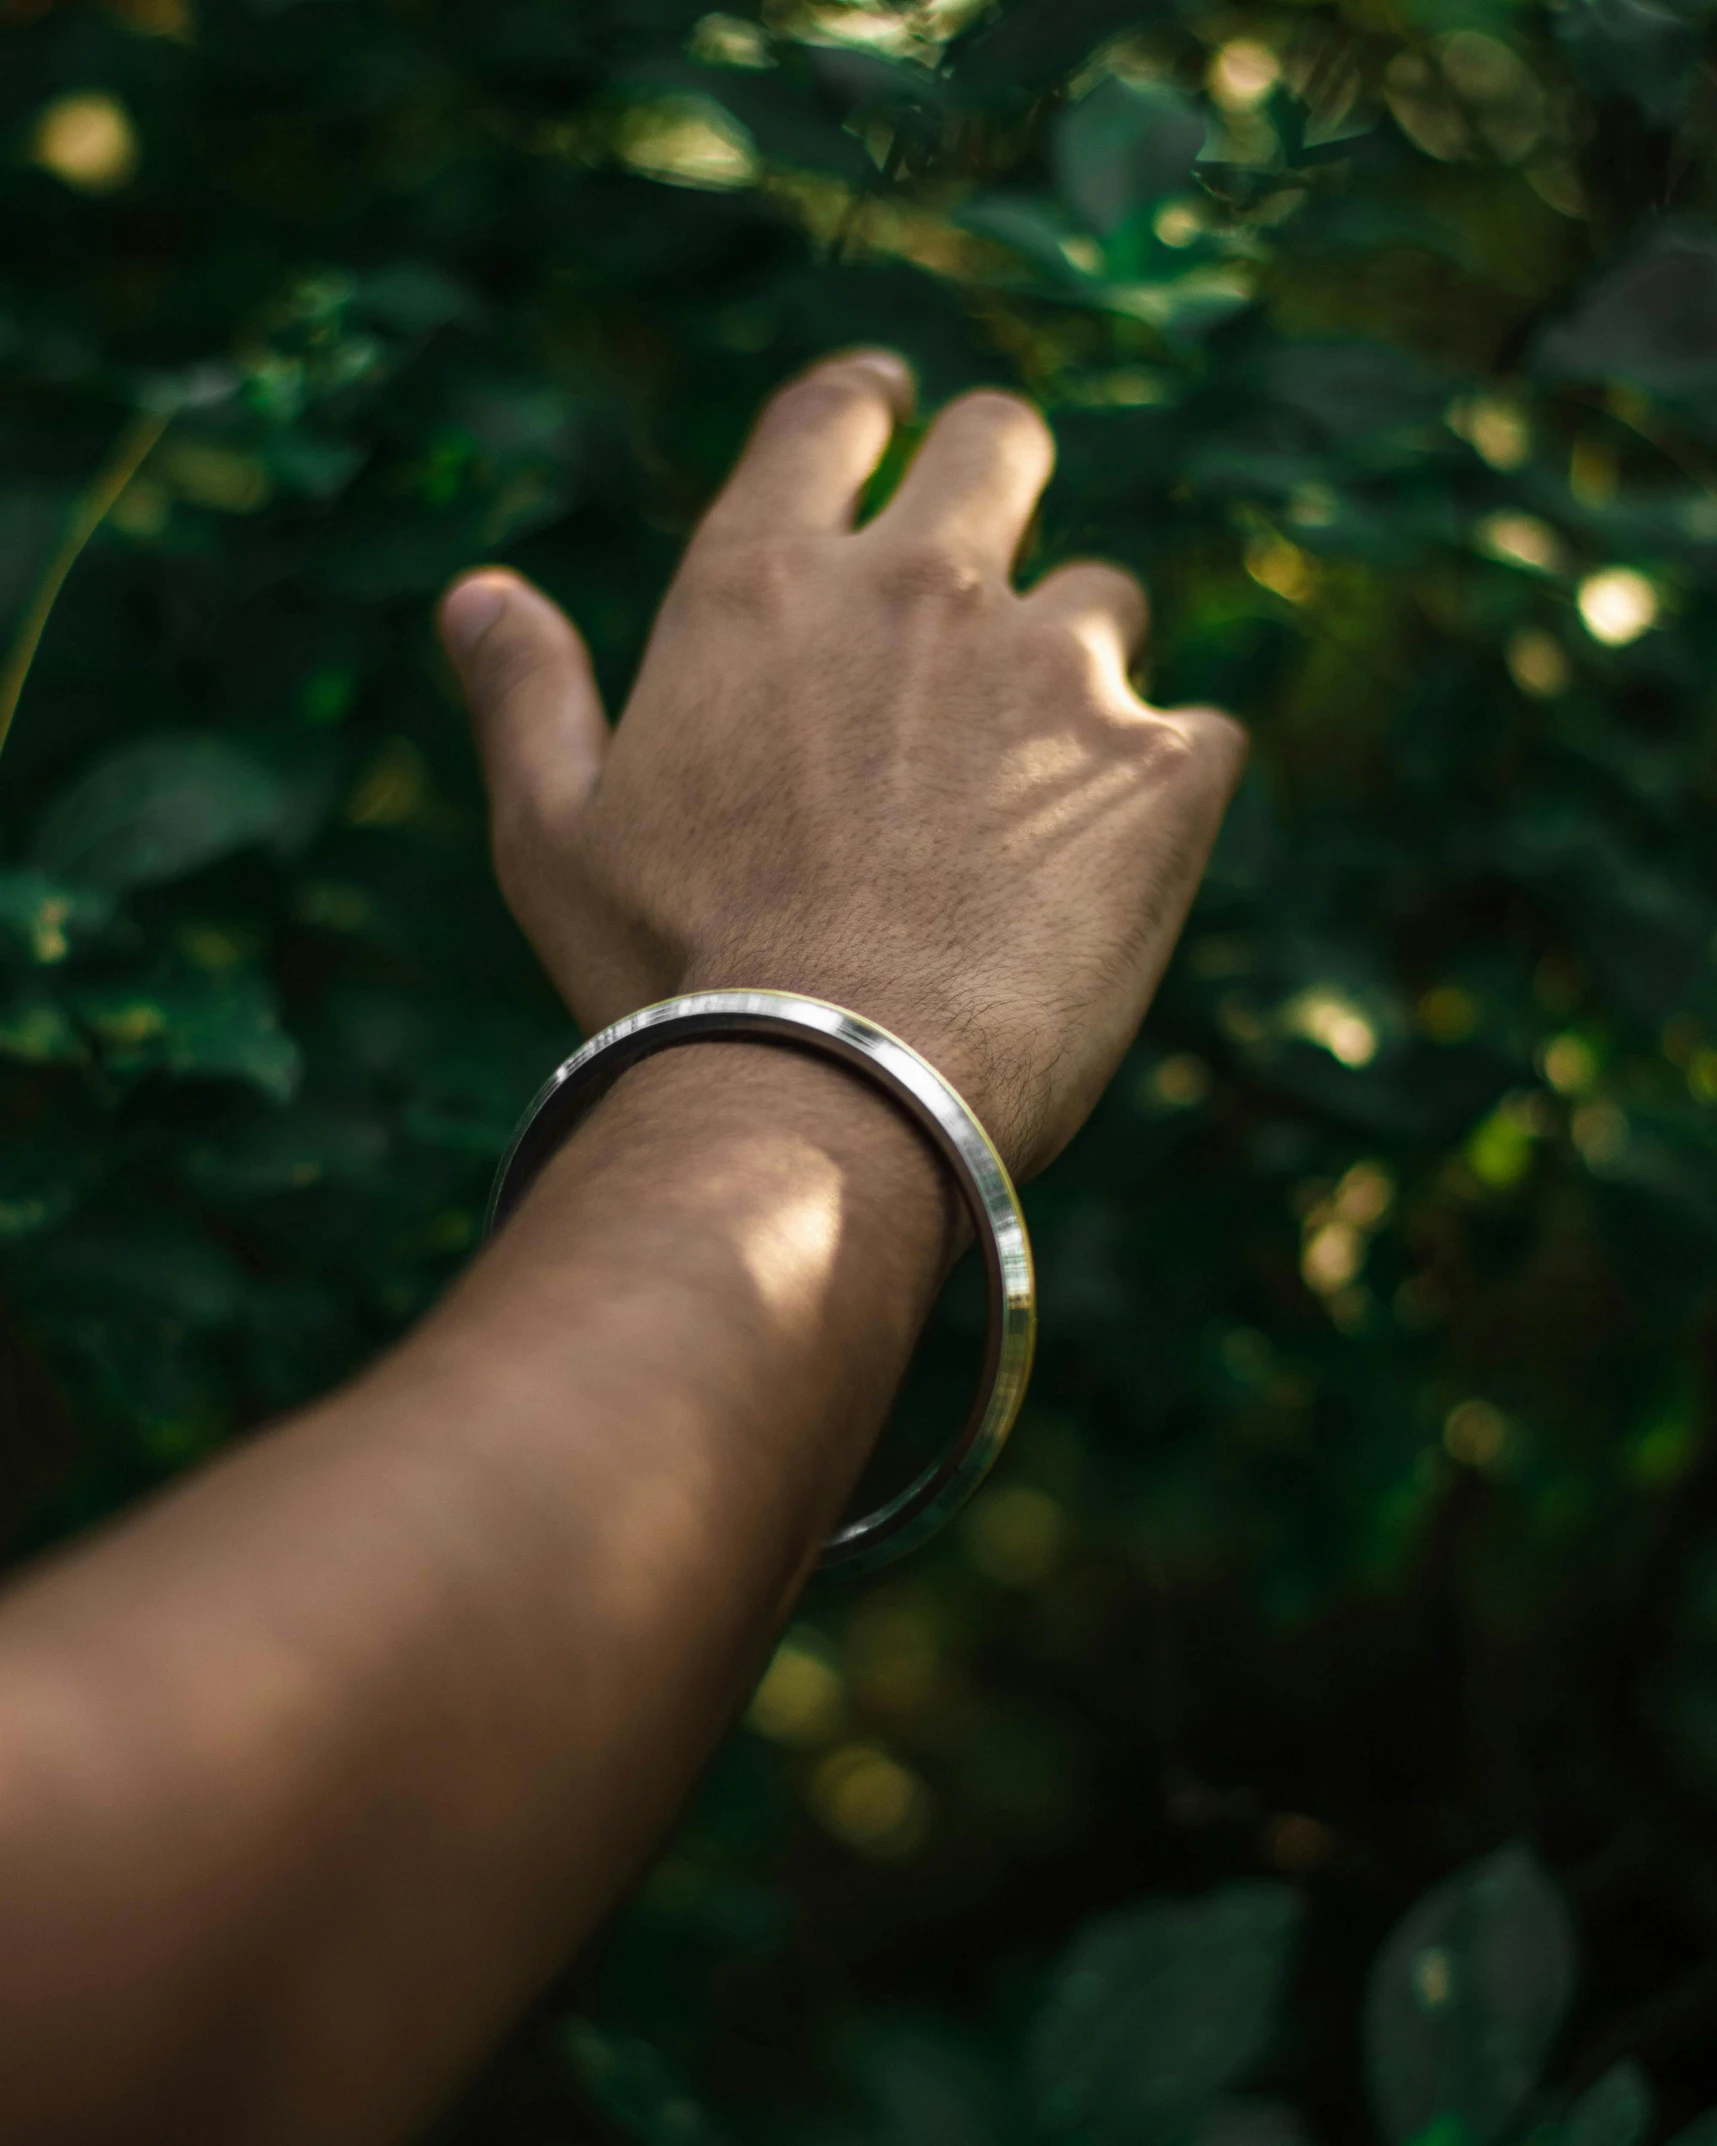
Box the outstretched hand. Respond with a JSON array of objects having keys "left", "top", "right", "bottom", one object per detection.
[
  {"left": 0, "top": 357, "right": 1247, "bottom": 2146},
  {"left": 439, "top": 352, "right": 1244, "bottom": 1179}
]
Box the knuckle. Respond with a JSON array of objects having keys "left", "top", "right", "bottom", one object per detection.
[
  {"left": 1093, "top": 562, "right": 1147, "bottom": 614},
  {"left": 766, "top": 365, "right": 875, "bottom": 431},
  {"left": 946, "top": 387, "right": 1052, "bottom": 450},
  {"left": 1131, "top": 714, "right": 1202, "bottom": 777},
  {"left": 871, "top": 537, "right": 988, "bottom": 610},
  {"left": 685, "top": 533, "right": 798, "bottom": 615},
  {"left": 1200, "top": 707, "right": 1252, "bottom": 777},
  {"left": 1035, "top": 559, "right": 1147, "bottom": 627}
]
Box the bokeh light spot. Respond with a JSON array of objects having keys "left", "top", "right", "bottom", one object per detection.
[
  {"left": 1571, "top": 1101, "right": 1628, "bottom": 1168},
  {"left": 1302, "top": 1221, "right": 1362, "bottom": 1296},
  {"left": 963, "top": 1485, "right": 1068, "bottom": 1586},
  {"left": 1506, "top": 628, "right": 1570, "bottom": 698},
  {"left": 1539, "top": 1033, "right": 1597, "bottom": 1094},
  {"left": 1688, "top": 1050, "right": 1717, "bottom": 1105},
  {"left": 847, "top": 1592, "right": 942, "bottom": 1715},
  {"left": 1284, "top": 989, "right": 1377, "bottom": 1067},
  {"left": 1443, "top": 1399, "right": 1507, "bottom": 1470},
  {"left": 1209, "top": 38, "right": 1280, "bottom": 109},
  {"left": 1465, "top": 1095, "right": 1544, "bottom": 1189},
  {"left": 346, "top": 738, "right": 430, "bottom": 827},
  {"left": 1476, "top": 512, "right": 1562, "bottom": 574},
  {"left": 1412, "top": 1943, "right": 1456, "bottom": 2008},
  {"left": 1245, "top": 535, "right": 1315, "bottom": 603},
  {"left": 1335, "top": 1161, "right": 1394, "bottom": 1229},
  {"left": 1418, "top": 984, "right": 1480, "bottom": 1042},
  {"left": 689, "top": 11, "right": 772, "bottom": 67},
  {"left": 1577, "top": 567, "right": 1658, "bottom": 646},
  {"left": 748, "top": 1628, "right": 844, "bottom": 1746},
  {"left": 1146, "top": 1052, "right": 1211, "bottom": 1108},
  {"left": 616, "top": 96, "right": 758, "bottom": 189},
  {"left": 33, "top": 92, "right": 139, "bottom": 193},
  {"left": 810, "top": 1743, "right": 931, "bottom": 1858},
  {"left": 1449, "top": 395, "right": 1530, "bottom": 470},
  {"left": 1153, "top": 199, "right": 1205, "bottom": 248}
]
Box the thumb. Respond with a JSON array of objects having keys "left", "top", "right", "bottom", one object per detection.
[{"left": 438, "top": 569, "right": 609, "bottom": 825}]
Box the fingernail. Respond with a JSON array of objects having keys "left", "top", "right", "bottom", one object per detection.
[{"left": 440, "top": 575, "right": 510, "bottom": 665}]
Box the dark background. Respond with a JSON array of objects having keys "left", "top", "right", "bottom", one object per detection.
[{"left": 5, "top": 1, "right": 1717, "bottom": 2140}]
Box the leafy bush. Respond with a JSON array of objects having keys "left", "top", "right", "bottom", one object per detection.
[{"left": 5, "top": 0, "right": 1717, "bottom": 2139}]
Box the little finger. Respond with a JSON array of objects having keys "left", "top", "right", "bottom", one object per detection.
[{"left": 1024, "top": 561, "right": 1149, "bottom": 688}]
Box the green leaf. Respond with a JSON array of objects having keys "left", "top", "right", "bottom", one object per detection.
[
  {"left": 960, "top": 195, "right": 1101, "bottom": 284},
  {"left": 268, "top": 432, "right": 370, "bottom": 501},
  {"left": 1565, "top": 2063, "right": 1654, "bottom": 2146},
  {"left": 808, "top": 47, "right": 946, "bottom": 122},
  {"left": 0, "top": 487, "right": 72, "bottom": 618},
  {"left": 355, "top": 262, "right": 479, "bottom": 335},
  {"left": 1535, "top": 226, "right": 1717, "bottom": 401},
  {"left": 0, "top": 1135, "right": 83, "bottom": 1243},
  {"left": 37, "top": 1213, "right": 246, "bottom": 1330},
  {"left": 0, "top": 869, "right": 110, "bottom": 964},
  {"left": 667, "top": 62, "right": 872, "bottom": 180},
  {"left": 1647, "top": 1543, "right": 1717, "bottom": 1794},
  {"left": 1364, "top": 1845, "right": 1578, "bottom": 2146},
  {"left": 1199, "top": 2102, "right": 1314, "bottom": 2146},
  {"left": 1555, "top": 0, "right": 1713, "bottom": 127},
  {"left": 562, "top": 2018, "right": 726, "bottom": 2145},
  {"left": 0, "top": 992, "right": 85, "bottom": 1066},
  {"left": 74, "top": 972, "right": 303, "bottom": 1104},
  {"left": 1028, "top": 1883, "right": 1300, "bottom": 2145},
  {"left": 32, "top": 734, "right": 298, "bottom": 894},
  {"left": 180, "top": 1099, "right": 390, "bottom": 1202},
  {"left": 949, "top": 0, "right": 1180, "bottom": 96},
  {"left": 1054, "top": 78, "right": 1207, "bottom": 237},
  {"left": 1259, "top": 341, "right": 1451, "bottom": 446},
  {"left": 957, "top": 195, "right": 1253, "bottom": 338},
  {"left": 844, "top": 2020, "right": 1014, "bottom": 2146}
]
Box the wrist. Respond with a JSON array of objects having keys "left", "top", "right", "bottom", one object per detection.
[
  {"left": 548, "top": 1031, "right": 964, "bottom": 1279},
  {"left": 534, "top": 998, "right": 1027, "bottom": 1570},
  {"left": 672, "top": 961, "right": 1012, "bottom": 1167}
]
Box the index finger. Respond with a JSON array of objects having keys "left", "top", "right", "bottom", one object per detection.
[{"left": 696, "top": 350, "right": 914, "bottom": 544}]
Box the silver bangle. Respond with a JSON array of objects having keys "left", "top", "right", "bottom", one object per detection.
[{"left": 485, "top": 990, "right": 1036, "bottom": 1574}]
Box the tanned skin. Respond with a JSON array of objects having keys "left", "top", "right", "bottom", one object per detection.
[{"left": 0, "top": 352, "right": 1244, "bottom": 2143}]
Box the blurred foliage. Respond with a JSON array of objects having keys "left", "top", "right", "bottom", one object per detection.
[{"left": 6, "top": 0, "right": 1717, "bottom": 2138}]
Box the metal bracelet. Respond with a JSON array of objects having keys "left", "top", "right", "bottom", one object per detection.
[{"left": 485, "top": 990, "right": 1035, "bottom": 1574}]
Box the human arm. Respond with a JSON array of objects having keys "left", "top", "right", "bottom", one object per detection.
[
  {"left": 0, "top": 1040, "right": 954, "bottom": 2144},
  {"left": 0, "top": 354, "right": 1244, "bottom": 2143}
]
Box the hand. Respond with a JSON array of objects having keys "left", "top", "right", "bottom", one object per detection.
[{"left": 438, "top": 351, "right": 1245, "bottom": 1179}]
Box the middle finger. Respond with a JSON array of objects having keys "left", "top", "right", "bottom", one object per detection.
[{"left": 866, "top": 390, "right": 1055, "bottom": 581}]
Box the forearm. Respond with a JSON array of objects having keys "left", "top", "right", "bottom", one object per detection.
[
  {"left": 0, "top": 1041, "right": 950, "bottom": 2144},
  {"left": 0, "top": 351, "right": 1243, "bottom": 2143}
]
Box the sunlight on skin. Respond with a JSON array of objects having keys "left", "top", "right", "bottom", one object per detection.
[
  {"left": 448, "top": 1103, "right": 905, "bottom": 1661},
  {"left": 996, "top": 749, "right": 1147, "bottom": 860},
  {"left": 0, "top": 1125, "right": 878, "bottom": 2081},
  {"left": 993, "top": 728, "right": 1095, "bottom": 803},
  {"left": 0, "top": 1097, "right": 870, "bottom": 1911},
  {"left": 732, "top": 1144, "right": 846, "bottom": 1324}
]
